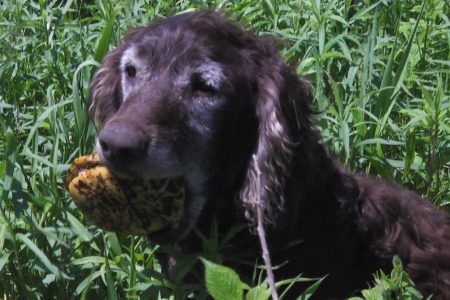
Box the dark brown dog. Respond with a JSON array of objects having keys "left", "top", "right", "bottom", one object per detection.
[{"left": 89, "top": 10, "right": 450, "bottom": 299}]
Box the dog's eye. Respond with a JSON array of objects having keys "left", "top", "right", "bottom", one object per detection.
[
  {"left": 125, "top": 64, "right": 136, "bottom": 78},
  {"left": 191, "top": 73, "right": 215, "bottom": 98}
]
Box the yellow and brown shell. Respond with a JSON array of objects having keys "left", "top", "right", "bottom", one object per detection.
[{"left": 67, "top": 153, "right": 185, "bottom": 234}]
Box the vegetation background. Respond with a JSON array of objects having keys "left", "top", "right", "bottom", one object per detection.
[{"left": 0, "top": 0, "right": 448, "bottom": 298}]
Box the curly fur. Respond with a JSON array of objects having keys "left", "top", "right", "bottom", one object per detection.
[{"left": 89, "top": 10, "right": 450, "bottom": 299}]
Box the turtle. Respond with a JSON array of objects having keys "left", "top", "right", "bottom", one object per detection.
[{"left": 67, "top": 153, "right": 185, "bottom": 234}]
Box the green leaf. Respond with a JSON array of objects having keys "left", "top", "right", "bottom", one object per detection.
[
  {"left": 403, "top": 130, "right": 416, "bottom": 178},
  {"left": 374, "top": 1, "right": 426, "bottom": 133},
  {"left": 67, "top": 212, "right": 93, "bottom": 243},
  {"left": 0, "top": 223, "right": 7, "bottom": 252},
  {"left": 72, "top": 255, "right": 106, "bottom": 266},
  {"left": 105, "top": 232, "right": 122, "bottom": 257},
  {"left": 297, "top": 277, "right": 325, "bottom": 300},
  {"left": 357, "top": 138, "right": 405, "bottom": 147},
  {"left": 0, "top": 252, "right": 10, "bottom": 272},
  {"left": 201, "top": 258, "right": 245, "bottom": 300},
  {"left": 339, "top": 120, "right": 350, "bottom": 159},
  {"left": 94, "top": 13, "right": 117, "bottom": 63},
  {"left": 75, "top": 270, "right": 103, "bottom": 295},
  {"left": 356, "top": 256, "right": 423, "bottom": 299},
  {"left": 349, "top": 2, "right": 381, "bottom": 24},
  {"left": 373, "top": 34, "right": 397, "bottom": 119},
  {"left": 105, "top": 256, "right": 118, "bottom": 300},
  {"left": 71, "top": 59, "right": 100, "bottom": 137},
  {"left": 245, "top": 283, "right": 271, "bottom": 300},
  {"left": 2, "top": 129, "right": 18, "bottom": 193}
]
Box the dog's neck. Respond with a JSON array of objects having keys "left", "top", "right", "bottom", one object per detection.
[{"left": 269, "top": 140, "right": 359, "bottom": 241}]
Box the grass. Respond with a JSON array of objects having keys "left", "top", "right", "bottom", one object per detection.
[{"left": 0, "top": 0, "right": 449, "bottom": 298}]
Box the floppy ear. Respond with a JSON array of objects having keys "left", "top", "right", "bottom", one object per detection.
[
  {"left": 240, "top": 54, "right": 314, "bottom": 227},
  {"left": 89, "top": 48, "right": 123, "bottom": 126}
]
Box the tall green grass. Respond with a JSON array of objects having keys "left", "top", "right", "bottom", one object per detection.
[{"left": 1, "top": 0, "right": 449, "bottom": 298}]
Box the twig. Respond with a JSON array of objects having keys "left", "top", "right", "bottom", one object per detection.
[{"left": 253, "top": 156, "right": 279, "bottom": 300}]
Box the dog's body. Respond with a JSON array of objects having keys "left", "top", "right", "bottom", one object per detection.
[{"left": 90, "top": 11, "right": 450, "bottom": 299}]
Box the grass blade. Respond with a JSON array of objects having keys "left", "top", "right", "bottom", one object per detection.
[
  {"left": 16, "top": 233, "right": 71, "bottom": 280},
  {"left": 374, "top": 1, "right": 426, "bottom": 135},
  {"left": 105, "top": 255, "right": 119, "bottom": 300},
  {"left": 94, "top": 12, "right": 117, "bottom": 63}
]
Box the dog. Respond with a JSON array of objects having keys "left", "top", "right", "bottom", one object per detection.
[{"left": 89, "top": 10, "right": 450, "bottom": 299}]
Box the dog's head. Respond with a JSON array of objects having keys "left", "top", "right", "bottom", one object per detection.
[{"left": 90, "top": 11, "right": 313, "bottom": 242}]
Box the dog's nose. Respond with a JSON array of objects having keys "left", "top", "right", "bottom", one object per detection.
[{"left": 98, "top": 123, "right": 148, "bottom": 163}]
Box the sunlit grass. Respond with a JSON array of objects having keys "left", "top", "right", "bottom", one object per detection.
[{"left": 1, "top": 0, "right": 448, "bottom": 298}]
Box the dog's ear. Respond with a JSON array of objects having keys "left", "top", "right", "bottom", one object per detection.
[
  {"left": 89, "top": 48, "right": 123, "bottom": 126},
  {"left": 240, "top": 51, "right": 314, "bottom": 227}
]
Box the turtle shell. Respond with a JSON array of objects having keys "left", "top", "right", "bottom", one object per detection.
[{"left": 67, "top": 154, "right": 185, "bottom": 234}]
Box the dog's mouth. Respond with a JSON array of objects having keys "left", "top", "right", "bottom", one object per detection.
[
  {"left": 145, "top": 176, "right": 204, "bottom": 244},
  {"left": 96, "top": 155, "right": 204, "bottom": 244}
]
